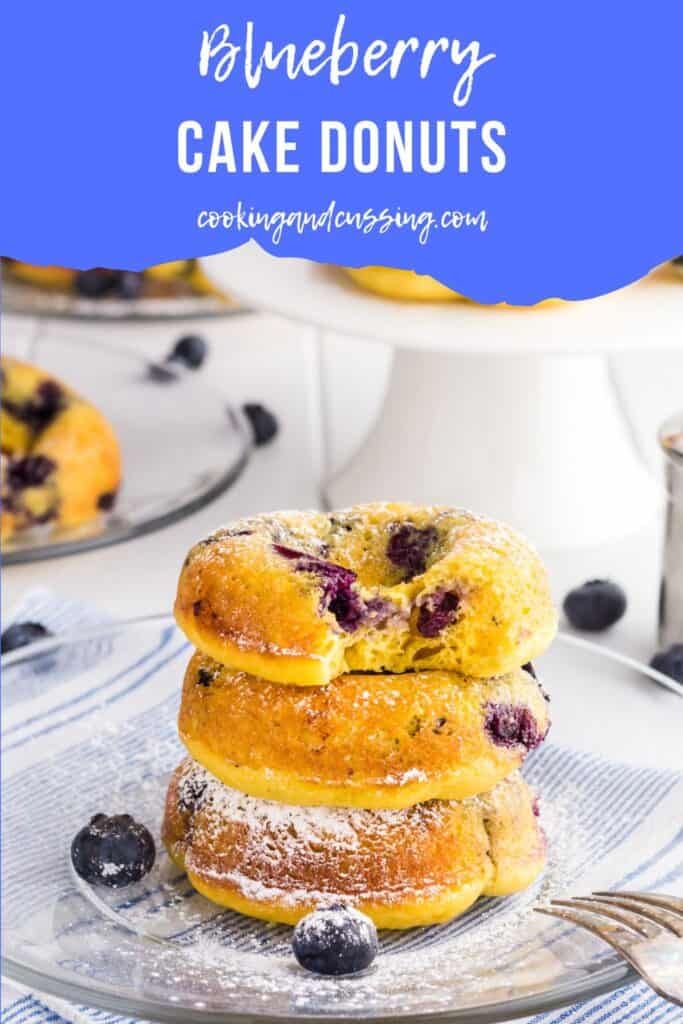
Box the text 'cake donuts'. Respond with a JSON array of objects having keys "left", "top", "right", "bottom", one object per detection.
[{"left": 175, "top": 503, "right": 557, "bottom": 686}]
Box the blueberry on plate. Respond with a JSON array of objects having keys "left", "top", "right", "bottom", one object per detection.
[
  {"left": 71, "top": 814, "right": 156, "bottom": 887},
  {"left": 75, "top": 269, "right": 121, "bottom": 298},
  {"left": 563, "top": 579, "right": 627, "bottom": 631},
  {"left": 1, "top": 621, "right": 52, "bottom": 654},
  {"left": 146, "top": 361, "right": 177, "bottom": 383},
  {"left": 650, "top": 644, "right": 683, "bottom": 684},
  {"left": 117, "top": 270, "right": 144, "bottom": 300},
  {"left": 292, "top": 903, "right": 378, "bottom": 976},
  {"left": 168, "top": 334, "right": 208, "bottom": 369},
  {"left": 242, "top": 403, "right": 279, "bottom": 446}
]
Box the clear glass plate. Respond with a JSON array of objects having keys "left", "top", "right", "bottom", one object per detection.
[
  {"left": 2, "top": 336, "right": 252, "bottom": 563},
  {"left": 1, "top": 269, "right": 248, "bottom": 321},
  {"left": 2, "top": 618, "right": 681, "bottom": 1023}
]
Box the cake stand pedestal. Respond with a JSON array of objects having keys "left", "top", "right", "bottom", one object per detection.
[{"left": 206, "top": 244, "right": 680, "bottom": 548}]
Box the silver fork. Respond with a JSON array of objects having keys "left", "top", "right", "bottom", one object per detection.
[{"left": 536, "top": 892, "right": 683, "bottom": 1007}]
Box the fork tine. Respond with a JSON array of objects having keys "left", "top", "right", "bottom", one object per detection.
[
  {"left": 538, "top": 896, "right": 683, "bottom": 1008},
  {"left": 593, "top": 891, "right": 683, "bottom": 916},
  {"left": 535, "top": 905, "right": 637, "bottom": 949},
  {"left": 551, "top": 898, "right": 658, "bottom": 939},
  {"left": 590, "top": 894, "right": 683, "bottom": 939}
]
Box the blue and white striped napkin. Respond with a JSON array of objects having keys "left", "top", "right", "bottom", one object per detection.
[{"left": 2, "top": 591, "right": 681, "bottom": 1024}]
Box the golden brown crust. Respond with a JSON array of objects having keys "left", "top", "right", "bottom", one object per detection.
[
  {"left": 162, "top": 760, "right": 545, "bottom": 928},
  {"left": 1, "top": 358, "right": 121, "bottom": 541},
  {"left": 179, "top": 653, "right": 550, "bottom": 808},
  {"left": 343, "top": 267, "right": 563, "bottom": 309},
  {"left": 343, "top": 266, "right": 464, "bottom": 302},
  {"left": 175, "top": 504, "right": 557, "bottom": 685}
]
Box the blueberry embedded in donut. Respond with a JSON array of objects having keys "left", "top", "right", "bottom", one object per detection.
[
  {"left": 196, "top": 666, "right": 214, "bottom": 687},
  {"left": 3, "top": 380, "right": 65, "bottom": 433},
  {"left": 177, "top": 771, "right": 208, "bottom": 814},
  {"left": 2, "top": 454, "right": 59, "bottom": 528},
  {"left": 97, "top": 490, "right": 117, "bottom": 511},
  {"left": 386, "top": 523, "right": 438, "bottom": 580},
  {"left": 273, "top": 545, "right": 365, "bottom": 632},
  {"left": 7, "top": 454, "right": 56, "bottom": 489},
  {"left": 484, "top": 703, "right": 545, "bottom": 751},
  {"left": 416, "top": 589, "right": 460, "bottom": 637}
]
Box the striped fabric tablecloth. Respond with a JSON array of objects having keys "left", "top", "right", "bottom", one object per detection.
[{"left": 2, "top": 590, "right": 681, "bottom": 1024}]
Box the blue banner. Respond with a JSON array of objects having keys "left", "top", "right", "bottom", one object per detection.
[{"left": 1, "top": 1, "right": 681, "bottom": 303}]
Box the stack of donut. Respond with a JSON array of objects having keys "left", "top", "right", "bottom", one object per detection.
[{"left": 163, "top": 503, "right": 558, "bottom": 928}]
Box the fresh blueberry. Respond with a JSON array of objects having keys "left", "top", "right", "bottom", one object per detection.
[
  {"left": 97, "top": 490, "right": 117, "bottom": 511},
  {"left": 75, "top": 269, "right": 121, "bottom": 298},
  {"left": 242, "top": 403, "right": 279, "bottom": 446},
  {"left": 386, "top": 524, "right": 437, "bottom": 580},
  {"left": 1, "top": 621, "right": 53, "bottom": 654},
  {"left": 4, "top": 381, "right": 64, "bottom": 432},
  {"left": 146, "top": 362, "right": 177, "bottom": 383},
  {"left": 168, "top": 334, "right": 208, "bottom": 369},
  {"left": 650, "top": 644, "right": 683, "bottom": 684},
  {"left": 563, "top": 579, "right": 627, "bottom": 631},
  {"left": 117, "top": 271, "right": 144, "bottom": 300},
  {"left": 71, "top": 813, "right": 156, "bottom": 887},
  {"left": 416, "top": 589, "right": 460, "bottom": 638},
  {"left": 7, "top": 454, "right": 56, "bottom": 490},
  {"left": 484, "top": 702, "right": 544, "bottom": 750},
  {"left": 292, "top": 903, "right": 378, "bottom": 976}
]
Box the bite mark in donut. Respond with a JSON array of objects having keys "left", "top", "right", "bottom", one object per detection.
[
  {"left": 174, "top": 503, "right": 558, "bottom": 685},
  {"left": 274, "top": 544, "right": 393, "bottom": 634}
]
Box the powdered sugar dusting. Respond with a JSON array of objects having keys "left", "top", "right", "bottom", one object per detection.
[{"left": 179, "top": 759, "right": 444, "bottom": 854}]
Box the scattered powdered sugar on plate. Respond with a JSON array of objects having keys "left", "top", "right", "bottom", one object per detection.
[{"left": 77, "top": 762, "right": 600, "bottom": 1015}]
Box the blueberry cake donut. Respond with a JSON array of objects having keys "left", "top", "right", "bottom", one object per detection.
[
  {"left": 1, "top": 358, "right": 121, "bottom": 540},
  {"left": 179, "top": 653, "right": 550, "bottom": 808},
  {"left": 343, "top": 266, "right": 562, "bottom": 309},
  {"left": 175, "top": 504, "right": 557, "bottom": 685},
  {"left": 163, "top": 760, "right": 545, "bottom": 928},
  {"left": 670, "top": 256, "right": 683, "bottom": 279},
  {"left": 344, "top": 266, "right": 464, "bottom": 302},
  {"left": 4, "top": 258, "right": 224, "bottom": 301}
]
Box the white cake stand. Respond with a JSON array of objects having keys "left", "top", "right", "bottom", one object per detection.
[{"left": 205, "top": 243, "right": 682, "bottom": 547}]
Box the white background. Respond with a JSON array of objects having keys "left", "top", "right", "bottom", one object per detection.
[{"left": 2, "top": 308, "right": 682, "bottom": 667}]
